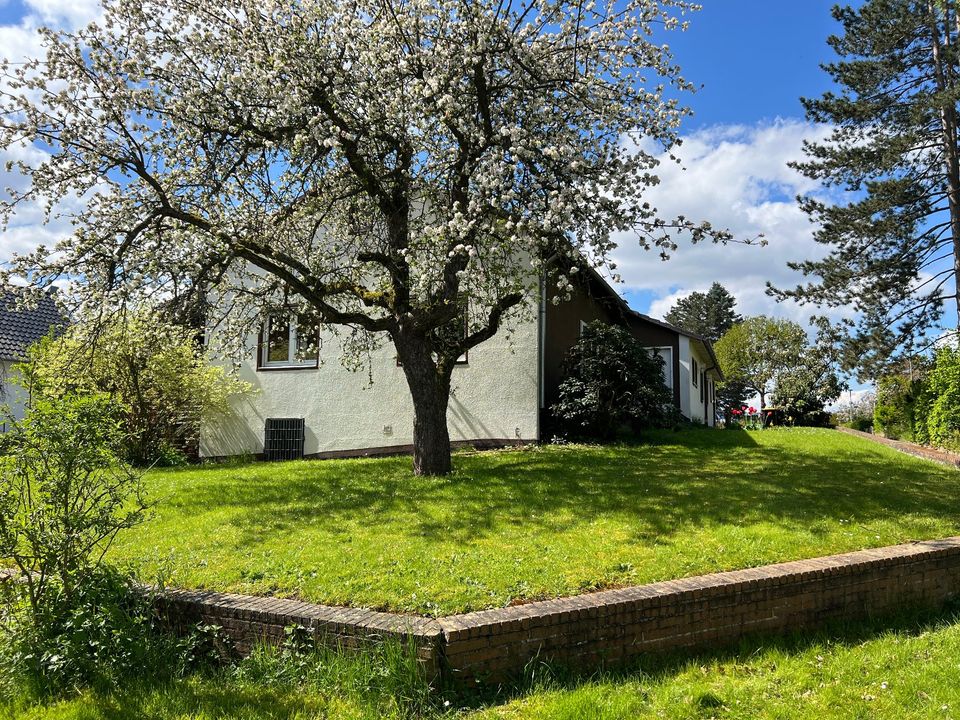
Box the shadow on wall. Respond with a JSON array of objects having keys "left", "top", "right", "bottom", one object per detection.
[
  {"left": 447, "top": 393, "right": 497, "bottom": 441},
  {"left": 201, "top": 393, "right": 265, "bottom": 457}
]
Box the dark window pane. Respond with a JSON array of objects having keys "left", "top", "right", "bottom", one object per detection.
[{"left": 267, "top": 315, "right": 290, "bottom": 363}]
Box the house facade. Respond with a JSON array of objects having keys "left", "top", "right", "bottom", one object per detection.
[
  {"left": 201, "top": 271, "right": 722, "bottom": 459},
  {"left": 0, "top": 288, "right": 64, "bottom": 427}
]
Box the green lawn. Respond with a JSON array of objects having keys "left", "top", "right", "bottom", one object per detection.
[
  {"left": 107, "top": 427, "right": 960, "bottom": 615},
  {"left": 8, "top": 607, "right": 960, "bottom": 719}
]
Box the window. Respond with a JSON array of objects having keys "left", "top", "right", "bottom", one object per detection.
[
  {"left": 259, "top": 313, "right": 320, "bottom": 369},
  {"left": 691, "top": 357, "right": 699, "bottom": 387},
  {"left": 649, "top": 347, "right": 673, "bottom": 389},
  {"left": 700, "top": 372, "right": 705, "bottom": 403}
]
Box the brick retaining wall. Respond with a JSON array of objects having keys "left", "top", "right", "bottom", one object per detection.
[
  {"left": 156, "top": 588, "right": 444, "bottom": 674},
  {"left": 151, "top": 537, "right": 960, "bottom": 685}
]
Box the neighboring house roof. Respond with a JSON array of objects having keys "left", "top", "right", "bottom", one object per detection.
[
  {"left": 578, "top": 265, "right": 725, "bottom": 380},
  {"left": 0, "top": 288, "right": 65, "bottom": 361}
]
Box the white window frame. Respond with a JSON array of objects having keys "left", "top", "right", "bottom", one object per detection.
[
  {"left": 649, "top": 346, "right": 674, "bottom": 389},
  {"left": 691, "top": 357, "right": 699, "bottom": 387},
  {"left": 259, "top": 314, "right": 320, "bottom": 370}
]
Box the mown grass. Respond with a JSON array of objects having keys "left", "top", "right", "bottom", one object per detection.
[
  {"left": 1, "top": 638, "right": 437, "bottom": 720},
  {"left": 108, "top": 427, "right": 960, "bottom": 615},
  {"left": 7, "top": 605, "right": 960, "bottom": 719},
  {"left": 475, "top": 605, "right": 960, "bottom": 719}
]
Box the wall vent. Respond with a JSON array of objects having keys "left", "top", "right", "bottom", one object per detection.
[{"left": 264, "top": 418, "right": 305, "bottom": 461}]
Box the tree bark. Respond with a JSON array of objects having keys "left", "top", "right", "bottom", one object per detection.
[
  {"left": 394, "top": 331, "right": 453, "bottom": 476},
  {"left": 928, "top": 0, "right": 960, "bottom": 330}
]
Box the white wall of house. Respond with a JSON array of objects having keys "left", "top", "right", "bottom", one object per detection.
[
  {"left": 0, "top": 359, "right": 28, "bottom": 429},
  {"left": 677, "top": 337, "right": 719, "bottom": 426},
  {"left": 200, "top": 307, "right": 541, "bottom": 458}
]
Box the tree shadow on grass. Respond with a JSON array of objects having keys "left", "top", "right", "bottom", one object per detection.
[{"left": 160, "top": 428, "right": 960, "bottom": 549}]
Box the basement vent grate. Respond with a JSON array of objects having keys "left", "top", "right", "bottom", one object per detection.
[{"left": 264, "top": 418, "right": 305, "bottom": 461}]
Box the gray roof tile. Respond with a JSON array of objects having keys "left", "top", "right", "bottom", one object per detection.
[{"left": 0, "top": 288, "right": 65, "bottom": 361}]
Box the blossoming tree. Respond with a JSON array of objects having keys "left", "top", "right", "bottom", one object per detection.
[{"left": 0, "top": 0, "right": 730, "bottom": 475}]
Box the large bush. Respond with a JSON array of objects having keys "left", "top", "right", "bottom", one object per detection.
[
  {"left": 0, "top": 393, "right": 173, "bottom": 692},
  {"left": 18, "top": 311, "right": 250, "bottom": 466},
  {"left": 551, "top": 321, "right": 672, "bottom": 440},
  {"left": 873, "top": 368, "right": 928, "bottom": 442},
  {"left": 922, "top": 347, "right": 960, "bottom": 450}
]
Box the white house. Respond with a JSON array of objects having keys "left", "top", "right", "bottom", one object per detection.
[
  {"left": 0, "top": 288, "right": 64, "bottom": 427},
  {"left": 201, "top": 268, "right": 723, "bottom": 460}
]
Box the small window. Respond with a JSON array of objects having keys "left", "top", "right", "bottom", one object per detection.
[
  {"left": 692, "top": 357, "right": 699, "bottom": 387},
  {"left": 259, "top": 313, "right": 320, "bottom": 369}
]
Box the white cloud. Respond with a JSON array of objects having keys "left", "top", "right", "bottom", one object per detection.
[
  {"left": 24, "top": 0, "right": 101, "bottom": 29},
  {"left": 611, "top": 119, "right": 841, "bottom": 326},
  {"left": 0, "top": 2, "right": 101, "bottom": 267}
]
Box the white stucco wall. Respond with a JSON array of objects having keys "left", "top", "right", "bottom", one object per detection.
[
  {"left": 200, "top": 306, "right": 541, "bottom": 458},
  {"left": 0, "top": 359, "right": 29, "bottom": 430},
  {"left": 677, "top": 337, "right": 718, "bottom": 425}
]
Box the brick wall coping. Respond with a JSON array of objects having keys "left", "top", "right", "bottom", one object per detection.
[
  {"left": 435, "top": 537, "right": 960, "bottom": 639},
  {"left": 160, "top": 586, "right": 442, "bottom": 640}
]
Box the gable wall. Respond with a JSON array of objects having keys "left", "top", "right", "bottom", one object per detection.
[
  {"left": 200, "top": 303, "right": 541, "bottom": 459},
  {"left": 542, "top": 280, "right": 682, "bottom": 412},
  {"left": 541, "top": 281, "right": 619, "bottom": 410}
]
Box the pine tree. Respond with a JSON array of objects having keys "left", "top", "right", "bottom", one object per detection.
[
  {"left": 663, "top": 282, "right": 742, "bottom": 342},
  {"left": 772, "top": 0, "right": 960, "bottom": 376}
]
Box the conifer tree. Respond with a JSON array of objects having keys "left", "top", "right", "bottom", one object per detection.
[
  {"left": 772, "top": 0, "right": 960, "bottom": 376},
  {"left": 663, "top": 282, "right": 741, "bottom": 342}
]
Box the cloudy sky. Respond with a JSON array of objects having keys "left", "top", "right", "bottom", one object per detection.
[
  {"left": 0, "top": 0, "right": 848, "bottom": 327},
  {"left": 607, "top": 1, "right": 847, "bottom": 323}
]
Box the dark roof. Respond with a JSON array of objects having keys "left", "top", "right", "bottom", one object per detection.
[
  {"left": 579, "top": 265, "right": 724, "bottom": 380},
  {"left": 0, "top": 288, "right": 66, "bottom": 361}
]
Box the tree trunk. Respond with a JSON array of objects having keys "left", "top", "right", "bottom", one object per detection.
[
  {"left": 929, "top": 0, "right": 960, "bottom": 329},
  {"left": 395, "top": 332, "right": 453, "bottom": 476}
]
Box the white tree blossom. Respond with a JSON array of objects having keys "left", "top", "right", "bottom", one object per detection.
[{"left": 0, "top": 0, "right": 731, "bottom": 474}]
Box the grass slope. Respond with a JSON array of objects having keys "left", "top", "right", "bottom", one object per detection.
[
  {"left": 8, "top": 608, "right": 960, "bottom": 719},
  {"left": 109, "top": 427, "right": 960, "bottom": 615}
]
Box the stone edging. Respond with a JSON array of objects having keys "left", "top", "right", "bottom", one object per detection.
[
  {"left": 837, "top": 426, "right": 960, "bottom": 467},
  {"left": 158, "top": 537, "right": 960, "bottom": 685}
]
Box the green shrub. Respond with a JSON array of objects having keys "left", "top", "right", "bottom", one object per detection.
[
  {"left": 874, "top": 373, "right": 925, "bottom": 441},
  {"left": 551, "top": 321, "right": 672, "bottom": 440},
  {"left": 17, "top": 310, "right": 250, "bottom": 466},
  {"left": 923, "top": 347, "right": 960, "bottom": 450},
  {"left": 0, "top": 566, "right": 201, "bottom": 696},
  {"left": 0, "top": 394, "right": 185, "bottom": 695},
  {"left": 0, "top": 394, "right": 148, "bottom": 612}
]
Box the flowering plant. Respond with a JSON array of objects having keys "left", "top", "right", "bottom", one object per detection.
[{"left": 727, "top": 404, "right": 762, "bottom": 430}]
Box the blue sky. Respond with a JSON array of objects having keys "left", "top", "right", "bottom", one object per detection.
[
  {"left": 0, "top": 0, "right": 854, "bottom": 329},
  {"left": 668, "top": 2, "right": 841, "bottom": 130},
  {"left": 615, "top": 1, "right": 846, "bottom": 317}
]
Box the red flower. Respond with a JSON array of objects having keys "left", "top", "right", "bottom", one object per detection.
[{"left": 748, "top": 406, "right": 756, "bottom": 414}]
